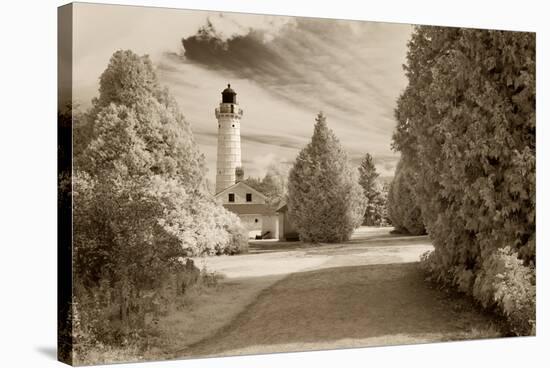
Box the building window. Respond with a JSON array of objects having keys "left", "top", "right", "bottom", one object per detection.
[
  {"left": 246, "top": 193, "right": 252, "bottom": 202},
  {"left": 232, "top": 124, "right": 235, "bottom": 127},
  {"left": 228, "top": 193, "right": 235, "bottom": 202},
  {"left": 255, "top": 218, "right": 259, "bottom": 223}
]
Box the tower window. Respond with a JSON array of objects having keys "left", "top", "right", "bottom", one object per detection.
[
  {"left": 231, "top": 105, "right": 234, "bottom": 113},
  {"left": 228, "top": 193, "right": 235, "bottom": 202},
  {"left": 254, "top": 218, "right": 259, "bottom": 223},
  {"left": 232, "top": 124, "right": 235, "bottom": 127},
  {"left": 246, "top": 193, "right": 252, "bottom": 202}
]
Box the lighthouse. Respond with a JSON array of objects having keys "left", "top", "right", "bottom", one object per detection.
[{"left": 215, "top": 84, "right": 243, "bottom": 193}]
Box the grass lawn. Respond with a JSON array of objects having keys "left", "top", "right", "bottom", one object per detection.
[{"left": 182, "top": 262, "right": 503, "bottom": 358}]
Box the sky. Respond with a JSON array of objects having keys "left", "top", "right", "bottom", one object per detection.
[{"left": 72, "top": 3, "right": 413, "bottom": 183}]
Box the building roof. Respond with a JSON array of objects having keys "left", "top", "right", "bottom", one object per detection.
[
  {"left": 222, "top": 83, "right": 237, "bottom": 103},
  {"left": 276, "top": 201, "right": 288, "bottom": 213},
  {"left": 214, "top": 181, "right": 267, "bottom": 200},
  {"left": 224, "top": 203, "right": 276, "bottom": 215},
  {"left": 222, "top": 83, "right": 236, "bottom": 95}
]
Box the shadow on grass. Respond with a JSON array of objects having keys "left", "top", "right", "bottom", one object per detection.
[{"left": 181, "top": 262, "right": 504, "bottom": 358}]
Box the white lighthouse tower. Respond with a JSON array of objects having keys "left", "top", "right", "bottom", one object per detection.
[{"left": 215, "top": 84, "right": 243, "bottom": 193}]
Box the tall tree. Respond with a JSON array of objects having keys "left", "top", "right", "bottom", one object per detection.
[
  {"left": 288, "top": 113, "right": 366, "bottom": 242},
  {"left": 72, "top": 50, "right": 248, "bottom": 344},
  {"left": 96, "top": 49, "right": 160, "bottom": 109},
  {"left": 78, "top": 50, "right": 205, "bottom": 189},
  {"left": 378, "top": 182, "right": 391, "bottom": 226},
  {"left": 393, "top": 27, "right": 535, "bottom": 263},
  {"left": 358, "top": 153, "right": 382, "bottom": 226},
  {"left": 393, "top": 27, "right": 535, "bottom": 334}
]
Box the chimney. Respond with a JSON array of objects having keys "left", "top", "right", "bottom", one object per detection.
[{"left": 235, "top": 166, "right": 244, "bottom": 183}]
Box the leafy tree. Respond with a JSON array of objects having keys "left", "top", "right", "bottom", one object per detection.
[
  {"left": 288, "top": 112, "right": 366, "bottom": 242},
  {"left": 96, "top": 50, "right": 160, "bottom": 109},
  {"left": 243, "top": 163, "right": 290, "bottom": 208},
  {"left": 242, "top": 176, "right": 263, "bottom": 191},
  {"left": 73, "top": 173, "right": 182, "bottom": 291},
  {"left": 265, "top": 162, "right": 291, "bottom": 200},
  {"left": 72, "top": 50, "right": 248, "bottom": 345},
  {"left": 78, "top": 50, "right": 205, "bottom": 190},
  {"left": 393, "top": 27, "right": 535, "bottom": 334}
]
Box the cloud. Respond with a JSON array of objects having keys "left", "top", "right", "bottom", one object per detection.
[
  {"left": 175, "top": 16, "right": 411, "bottom": 181},
  {"left": 175, "top": 16, "right": 411, "bottom": 182},
  {"left": 241, "top": 133, "right": 308, "bottom": 151},
  {"left": 195, "top": 130, "right": 306, "bottom": 151},
  {"left": 71, "top": 4, "right": 411, "bottom": 184},
  {"left": 180, "top": 17, "right": 411, "bottom": 133}
]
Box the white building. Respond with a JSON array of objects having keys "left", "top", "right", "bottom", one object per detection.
[
  {"left": 215, "top": 84, "right": 243, "bottom": 193},
  {"left": 214, "top": 84, "right": 278, "bottom": 239},
  {"left": 214, "top": 181, "right": 278, "bottom": 239},
  {"left": 275, "top": 202, "right": 299, "bottom": 241}
]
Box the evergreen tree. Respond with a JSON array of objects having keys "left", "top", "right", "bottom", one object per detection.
[
  {"left": 358, "top": 153, "right": 382, "bottom": 225},
  {"left": 393, "top": 27, "right": 535, "bottom": 334},
  {"left": 288, "top": 112, "right": 366, "bottom": 242},
  {"left": 393, "top": 27, "right": 535, "bottom": 264},
  {"left": 387, "top": 159, "right": 425, "bottom": 235},
  {"left": 378, "top": 182, "right": 391, "bottom": 226}
]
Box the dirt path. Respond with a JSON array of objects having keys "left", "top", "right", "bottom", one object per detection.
[{"left": 176, "top": 227, "right": 502, "bottom": 359}]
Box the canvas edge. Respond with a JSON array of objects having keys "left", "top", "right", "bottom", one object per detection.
[{"left": 58, "top": 2, "right": 74, "bottom": 366}]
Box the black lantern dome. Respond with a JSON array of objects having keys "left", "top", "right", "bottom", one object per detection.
[{"left": 222, "top": 83, "right": 237, "bottom": 104}]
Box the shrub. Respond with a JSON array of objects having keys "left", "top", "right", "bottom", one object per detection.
[
  {"left": 473, "top": 247, "right": 536, "bottom": 335},
  {"left": 422, "top": 247, "right": 535, "bottom": 335},
  {"left": 72, "top": 258, "right": 224, "bottom": 364},
  {"left": 152, "top": 178, "right": 248, "bottom": 256}
]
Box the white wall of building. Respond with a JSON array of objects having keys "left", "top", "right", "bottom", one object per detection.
[
  {"left": 215, "top": 103, "right": 243, "bottom": 193},
  {"left": 261, "top": 214, "right": 279, "bottom": 239}
]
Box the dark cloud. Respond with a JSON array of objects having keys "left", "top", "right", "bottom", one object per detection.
[
  {"left": 180, "top": 17, "right": 411, "bottom": 129},
  {"left": 182, "top": 21, "right": 293, "bottom": 77}
]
